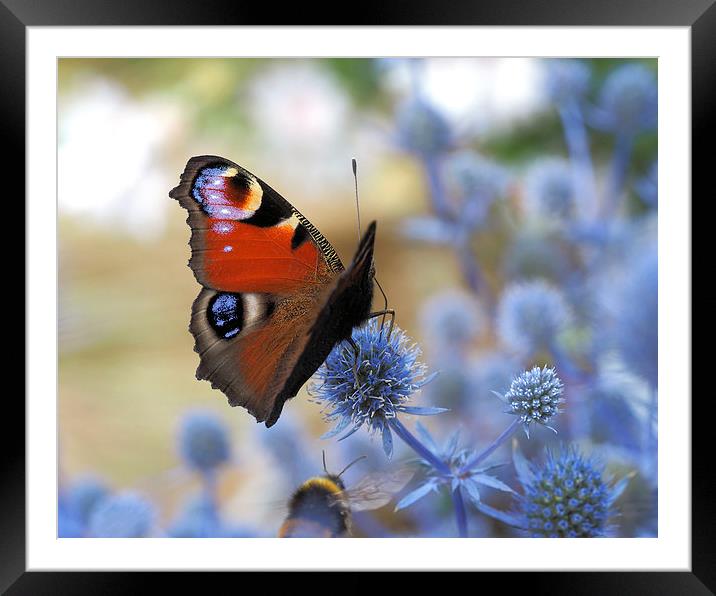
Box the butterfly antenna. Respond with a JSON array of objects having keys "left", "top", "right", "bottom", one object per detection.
[
  {"left": 352, "top": 159, "right": 393, "bottom": 338},
  {"left": 337, "top": 455, "right": 368, "bottom": 478},
  {"left": 352, "top": 158, "right": 362, "bottom": 244}
]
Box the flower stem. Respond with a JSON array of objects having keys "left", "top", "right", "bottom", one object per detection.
[
  {"left": 388, "top": 418, "right": 450, "bottom": 474},
  {"left": 423, "top": 155, "right": 451, "bottom": 219},
  {"left": 644, "top": 388, "right": 658, "bottom": 482},
  {"left": 602, "top": 132, "right": 634, "bottom": 219},
  {"left": 559, "top": 99, "right": 598, "bottom": 212},
  {"left": 457, "top": 237, "right": 493, "bottom": 311},
  {"left": 202, "top": 470, "right": 220, "bottom": 529},
  {"left": 452, "top": 487, "right": 468, "bottom": 538},
  {"left": 460, "top": 418, "right": 521, "bottom": 473}
]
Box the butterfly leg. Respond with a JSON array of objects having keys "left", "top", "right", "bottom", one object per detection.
[
  {"left": 374, "top": 278, "right": 390, "bottom": 329},
  {"left": 347, "top": 337, "right": 363, "bottom": 385},
  {"left": 367, "top": 309, "right": 396, "bottom": 340}
]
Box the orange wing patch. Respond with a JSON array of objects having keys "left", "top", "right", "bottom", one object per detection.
[{"left": 202, "top": 215, "right": 321, "bottom": 294}]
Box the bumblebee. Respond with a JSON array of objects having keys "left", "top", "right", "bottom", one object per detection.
[{"left": 279, "top": 454, "right": 412, "bottom": 538}]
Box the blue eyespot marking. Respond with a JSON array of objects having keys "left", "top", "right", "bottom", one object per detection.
[
  {"left": 207, "top": 292, "right": 243, "bottom": 340},
  {"left": 192, "top": 167, "right": 226, "bottom": 204}
]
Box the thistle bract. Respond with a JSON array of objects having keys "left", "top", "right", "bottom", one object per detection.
[
  {"left": 310, "top": 319, "right": 442, "bottom": 457},
  {"left": 395, "top": 425, "right": 514, "bottom": 512}
]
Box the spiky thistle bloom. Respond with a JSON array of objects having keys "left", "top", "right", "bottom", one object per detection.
[
  {"left": 310, "top": 319, "right": 443, "bottom": 457},
  {"left": 444, "top": 150, "right": 510, "bottom": 227},
  {"left": 395, "top": 424, "right": 514, "bottom": 512},
  {"left": 514, "top": 445, "right": 628, "bottom": 537},
  {"left": 496, "top": 280, "right": 571, "bottom": 357},
  {"left": 498, "top": 366, "right": 565, "bottom": 435},
  {"left": 613, "top": 251, "right": 657, "bottom": 387},
  {"left": 396, "top": 98, "right": 452, "bottom": 157},
  {"left": 178, "top": 411, "right": 231, "bottom": 473},
  {"left": 596, "top": 63, "right": 657, "bottom": 134},
  {"left": 523, "top": 157, "right": 576, "bottom": 220},
  {"left": 419, "top": 289, "right": 485, "bottom": 353},
  {"left": 544, "top": 59, "right": 591, "bottom": 105},
  {"left": 88, "top": 492, "right": 155, "bottom": 538}
]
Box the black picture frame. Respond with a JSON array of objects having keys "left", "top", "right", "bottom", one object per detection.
[{"left": 7, "top": 0, "right": 708, "bottom": 590}]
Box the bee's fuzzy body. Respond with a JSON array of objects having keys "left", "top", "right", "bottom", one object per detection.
[{"left": 279, "top": 475, "right": 351, "bottom": 538}]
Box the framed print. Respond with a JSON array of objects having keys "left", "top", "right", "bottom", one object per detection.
[{"left": 8, "top": 0, "right": 709, "bottom": 590}]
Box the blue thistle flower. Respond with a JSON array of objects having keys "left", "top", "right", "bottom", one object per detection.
[
  {"left": 497, "top": 280, "right": 570, "bottom": 356},
  {"left": 395, "top": 424, "right": 514, "bottom": 512},
  {"left": 178, "top": 411, "right": 231, "bottom": 473},
  {"left": 596, "top": 64, "right": 657, "bottom": 134},
  {"left": 396, "top": 98, "right": 452, "bottom": 156},
  {"left": 419, "top": 289, "right": 485, "bottom": 353},
  {"left": 88, "top": 492, "right": 155, "bottom": 537},
  {"left": 514, "top": 445, "right": 628, "bottom": 537},
  {"left": 310, "top": 319, "right": 443, "bottom": 457},
  {"left": 613, "top": 251, "right": 657, "bottom": 387},
  {"left": 444, "top": 150, "right": 510, "bottom": 227},
  {"left": 523, "top": 158, "right": 576, "bottom": 220},
  {"left": 64, "top": 475, "right": 108, "bottom": 526},
  {"left": 497, "top": 366, "right": 565, "bottom": 435},
  {"left": 544, "top": 59, "right": 591, "bottom": 104}
]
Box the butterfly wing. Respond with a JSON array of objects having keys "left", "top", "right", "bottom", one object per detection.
[
  {"left": 268, "top": 221, "right": 377, "bottom": 426},
  {"left": 170, "top": 156, "right": 346, "bottom": 424},
  {"left": 170, "top": 155, "right": 344, "bottom": 292}
]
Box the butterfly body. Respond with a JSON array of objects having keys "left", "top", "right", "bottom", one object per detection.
[{"left": 170, "top": 156, "right": 376, "bottom": 427}]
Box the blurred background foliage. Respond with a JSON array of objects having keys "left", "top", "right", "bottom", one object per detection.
[{"left": 58, "top": 57, "right": 657, "bottom": 537}]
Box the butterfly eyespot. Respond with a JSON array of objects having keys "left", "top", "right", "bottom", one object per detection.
[
  {"left": 208, "top": 292, "right": 243, "bottom": 340},
  {"left": 192, "top": 165, "right": 263, "bottom": 218}
]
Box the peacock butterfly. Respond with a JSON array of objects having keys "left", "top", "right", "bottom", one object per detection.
[{"left": 170, "top": 156, "right": 385, "bottom": 427}]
